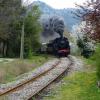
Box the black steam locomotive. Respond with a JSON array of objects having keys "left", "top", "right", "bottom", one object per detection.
[
  {"left": 39, "top": 36, "right": 70, "bottom": 57},
  {"left": 39, "top": 15, "right": 70, "bottom": 57}
]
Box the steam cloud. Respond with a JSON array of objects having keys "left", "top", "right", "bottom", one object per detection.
[{"left": 40, "top": 15, "right": 65, "bottom": 37}]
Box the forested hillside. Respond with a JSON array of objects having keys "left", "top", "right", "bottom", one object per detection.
[{"left": 28, "top": 1, "right": 80, "bottom": 31}]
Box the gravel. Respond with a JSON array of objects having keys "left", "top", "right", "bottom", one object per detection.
[
  {"left": 2, "top": 58, "right": 71, "bottom": 100},
  {"left": 0, "top": 56, "right": 84, "bottom": 100},
  {"left": 0, "top": 59, "right": 59, "bottom": 95}
]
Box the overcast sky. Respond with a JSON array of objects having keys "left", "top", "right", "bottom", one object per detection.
[{"left": 23, "top": 0, "right": 87, "bottom": 9}]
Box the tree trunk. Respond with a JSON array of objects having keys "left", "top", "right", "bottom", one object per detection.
[
  {"left": 97, "top": 81, "right": 100, "bottom": 88},
  {"left": 0, "top": 42, "right": 3, "bottom": 57},
  {"left": 3, "top": 42, "right": 7, "bottom": 57},
  {"left": 20, "top": 23, "right": 24, "bottom": 59}
]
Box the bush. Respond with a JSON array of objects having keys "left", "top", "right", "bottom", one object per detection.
[
  {"left": 77, "top": 37, "right": 95, "bottom": 58},
  {"left": 77, "top": 38, "right": 84, "bottom": 49}
]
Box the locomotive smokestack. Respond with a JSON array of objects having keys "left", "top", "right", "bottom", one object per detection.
[{"left": 58, "top": 32, "right": 63, "bottom": 39}]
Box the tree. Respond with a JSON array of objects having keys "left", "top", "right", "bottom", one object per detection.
[
  {"left": 0, "top": 0, "right": 22, "bottom": 57},
  {"left": 24, "top": 5, "right": 42, "bottom": 58},
  {"left": 20, "top": 22, "right": 25, "bottom": 59},
  {"left": 75, "top": 0, "right": 100, "bottom": 87},
  {"left": 75, "top": 0, "right": 100, "bottom": 42},
  {"left": 0, "top": 1, "right": 42, "bottom": 58}
]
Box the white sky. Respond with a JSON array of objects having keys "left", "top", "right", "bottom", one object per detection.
[{"left": 23, "top": 0, "right": 87, "bottom": 9}]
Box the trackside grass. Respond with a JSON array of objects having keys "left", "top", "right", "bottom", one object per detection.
[
  {"left": 43, "top": 72, "right": 100, "bottom": 100},
  {"left": 0, "top": 55, "right": 53, "bottom": 84},
  {"left": 42, "top": 56, "right": 100, "bottom": 100}
]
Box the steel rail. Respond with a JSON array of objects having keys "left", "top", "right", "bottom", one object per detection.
[
  {"left": 28, "top": 57, "right": 73, "bottom": 100},
  {"left": 0, "top": 57, "right": 73, "bottom": 100},
  {"left": 0, "top": 60, "right": 61, "bottom": 96}
]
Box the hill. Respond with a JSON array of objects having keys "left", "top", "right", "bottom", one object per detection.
[{"left": 28, "top": 1, "right": 80, "bottom": 32}]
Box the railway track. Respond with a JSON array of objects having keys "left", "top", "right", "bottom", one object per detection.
[{"left": 0, "top": 56, "right": 73, "bottom": 100}]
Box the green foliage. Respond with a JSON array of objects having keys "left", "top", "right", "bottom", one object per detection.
[
  {"left": 7, "top": 20, "right": 22, "bottom": 57},
  {"left": 77, "top": 38, "right": 84, "bottom": 49},
  {"left": 77, "top": 35, "right": 89, "bottom": 49},
  {"left": 77, "top": 35, "right": 95, "bottom": 58},
  {"left": 0, "top": 0, "right": 22, "bottom": 40},
  {"left": 24, "top": 5, "right": 42, "bottom": 58},
  {"left": 84, "top": 44, "right": 100, "bottom": 80},
  {"left": 28, "top": 49, "right": 33, "bottom": 59},
  {"left": 0, "top": 0, "right": 23, "bottom": 57},
  {"left": 0, "top": 2, "right": 42, "bottom": 58}
]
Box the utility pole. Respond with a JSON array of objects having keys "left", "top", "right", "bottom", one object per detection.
[
  {"left": 20, "top": 0, "right": 29, "bottom": 59},
  {"left": 20, "top": 22, "right": 24, "bottom": 59}
]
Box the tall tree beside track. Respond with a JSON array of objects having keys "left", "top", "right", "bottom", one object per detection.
[
  {"left": 0, "top": 0, "right": 22, "bottom": 57},
  {"left": 0, "top": 1, "right": 42, "bottom": 58},
  {"left": 75, "top": 0, "right": 100, "bottom": 86},
  {"left": 75, "top": 0, "right": 100, "bottom": 42},
  {"left": 24, "top": 5, "right": 42, "bottom": 58}
]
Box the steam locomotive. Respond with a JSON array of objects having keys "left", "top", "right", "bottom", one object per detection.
[
  {"left": 39, "top": 15, "right": 70, "bottom": 57},
  {"left": 39, "top": 36, "right": 70, "bottom": 57}
]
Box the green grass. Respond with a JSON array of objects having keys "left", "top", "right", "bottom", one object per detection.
[
  {"left": 0, "top": 54, "right": 53, "bottom": 84},
  {"left": 43, "top": 56, "right": 100, "bottom": 100},
  {"left": 44, "top": 72, "right": 100, "bottom": 100}
]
